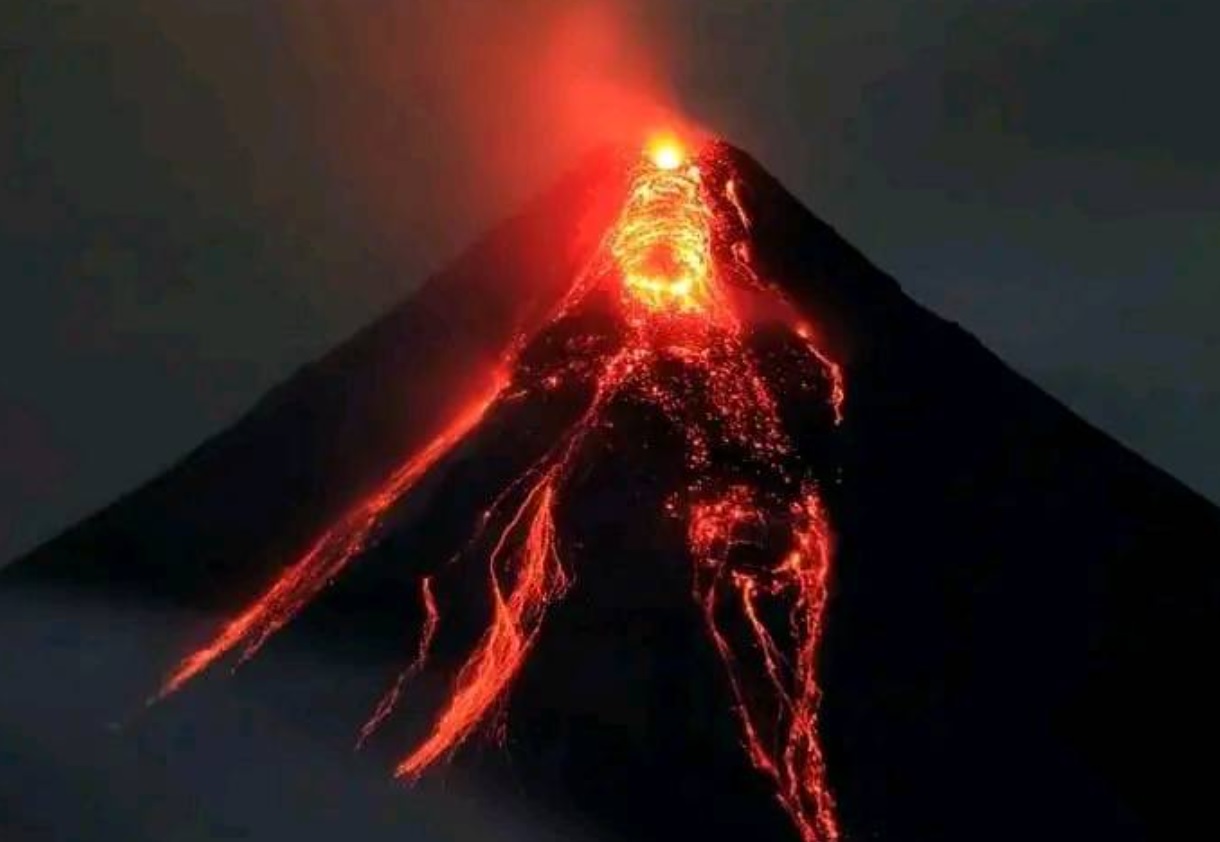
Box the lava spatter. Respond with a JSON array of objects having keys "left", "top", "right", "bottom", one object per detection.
[{"left": 154, "top": 135, "right": 847, "bottom": 842}]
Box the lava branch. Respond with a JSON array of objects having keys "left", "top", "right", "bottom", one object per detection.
[
  {"left": 691, "top": 487, "right": 840, "bottom": 842},
  {"left": 722, "top": 177, "right": 845, "bottom": 428},
  {"left": 796, "top": 323, "right": 846, "bottom": 426},
  {"left": 152, "top": 380, "right": 504, "bottom": 703},
  {"left": 395, "top": 471, "right": 568, "bottom": 779},
  {"left": 357, "top": 575, "right": 440, "bottom": 748}
]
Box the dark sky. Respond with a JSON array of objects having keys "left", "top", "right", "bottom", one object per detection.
[{"left": 2, "top": 0, "right": 1217, "bottom": 564}]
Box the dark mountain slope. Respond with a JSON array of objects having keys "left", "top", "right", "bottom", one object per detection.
[
  {"left": 730, "top": 146, "right": 1220, "bottom": 838},
  {"left": 2, "top": 150, "right": 627, "bottom": 606},
  {"left": 3, "top": 143, "right": 1218, "bottom": 842}
]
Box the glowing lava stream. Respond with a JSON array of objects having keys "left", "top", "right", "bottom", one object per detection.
[
  {"left": 691, "top": 487, "right": 840, "bottom": 842},
  {"left": 152, "top": 385, "right": 504, "bottom": 703},
  {"left": 155, "top": 136, "right": 845, "bottom": 842},
  {"left": 356, "top": 575, "right": 439, "bottom": 749}
]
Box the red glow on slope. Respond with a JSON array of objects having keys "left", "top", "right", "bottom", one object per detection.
[
  {"left": 153, "top": 380, "right": 504, "bottom": 702},
  {"left": 310, "top": 1, "right": 683, "bottom": 269}
]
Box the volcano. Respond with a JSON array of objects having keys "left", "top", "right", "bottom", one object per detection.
[{"left": 3, "top": 139, "right": 1219, "bottom": 842}]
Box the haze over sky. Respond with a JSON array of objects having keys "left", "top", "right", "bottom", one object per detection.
[{"left": 2, "top": 0, "right": 1217, "bottom": 563}]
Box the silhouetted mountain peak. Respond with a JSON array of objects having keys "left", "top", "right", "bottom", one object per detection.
[{"left": 6, "top": 139, "right": 1219, "bottom": 842}]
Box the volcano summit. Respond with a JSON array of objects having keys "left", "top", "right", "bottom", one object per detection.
[{"left": 3, "top": 138, "right": 1219, "bottom": 842}]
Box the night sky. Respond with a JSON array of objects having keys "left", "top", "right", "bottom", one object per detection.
[{"left": 2, "top": 0, "right": 1217, "bottom": 564}]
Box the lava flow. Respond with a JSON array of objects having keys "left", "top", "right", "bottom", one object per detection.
[
  {"left": 154, "top": 135, "right": 846, "bottom": 842},
  {"left": 691, "top": 486, "right": 840, "bottom": 842},
  {"left": 152, "top": 385, "right": 504, "bottom": 702}
]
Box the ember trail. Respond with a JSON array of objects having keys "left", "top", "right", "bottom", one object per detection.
[{"left": 155, "top": 136, "right": 846, "bottom": 842}]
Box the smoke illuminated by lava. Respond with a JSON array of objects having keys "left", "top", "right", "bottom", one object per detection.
[{"left": 155, "top": 135, "right": 845, "bottom": 842}]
